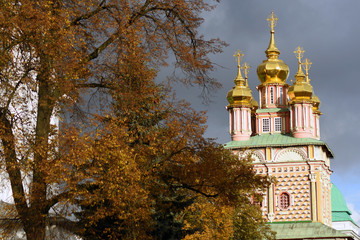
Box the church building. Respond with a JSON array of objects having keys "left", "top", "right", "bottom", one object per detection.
[{"left": 224, "top": 12, "right": 359, "bottom": 240}]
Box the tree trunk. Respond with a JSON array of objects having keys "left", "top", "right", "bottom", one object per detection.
[{"left": 23, "top": 211, "right": 46, "bottom": 240}]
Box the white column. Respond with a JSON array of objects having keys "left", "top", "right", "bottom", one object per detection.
[
  {"left": 233, "top": 108, "right": 237, "bottom": 132},
  {"left": 302, "top": 105, "right": 306, "bottom": 128},
  {"left": 241, "top": 108, "right": 245, "bottom": 132},
  {"left": 265, "top": 87, "right": 268, "bottom": 106},
  {"left": 229, "top": 110, "right": 232, "bottom": 133},
  {"left": 310, "top": 106, "right": 313, "bottom": 128},
  {"left": 258, "top": 118, "right": 261, "bottom": 134},
  {"left": 317, "top": 116, "right": 320, "bottom": 137},
  {"left": 290, "top": 105, "right": 293, "bottom": 131},
  {"left": 248, "top": 109, "right": 251, "bottom": 132},
  {"left": 295, "top": 104, "right": 298, "bottom": 129}
]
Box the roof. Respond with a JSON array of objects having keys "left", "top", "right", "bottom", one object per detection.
[
  {"left": 269, "top": 222, "right": 352, "bottom": 239},
  {"left": 332, "top": 184, "right": 352, "bottom": 214},
  {"left": 224, "top": 133, "right": 334, "bottom": 158},
  {"left": 331, "top": 183, "right": 358, "bottom": 226}
]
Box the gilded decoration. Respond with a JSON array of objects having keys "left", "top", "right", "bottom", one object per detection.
[
  {"left": 257, "top": 11, "right": 289, "bottom": 85},
  {"left": 227, "top": 50, "right": 253, "bottom": 107}
]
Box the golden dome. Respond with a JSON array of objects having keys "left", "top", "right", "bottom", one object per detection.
[
  {"left": 257, "top": 12, "right": 289, "bottom": 84},
  {"left": 227, "top": 65, "right": 252, "bottom": 107},
  {"left": 288, "top": 78, "right": 313, "bottom": 101},
  {"left": 288, "top": 48, "right": 314, "bottom": 102}
]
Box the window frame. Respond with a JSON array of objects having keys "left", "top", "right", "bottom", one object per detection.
[
  {"left": 274, "top": 117, "right": 282, "bottom": 132},
  {"left": 262, "top": 118, "right": 270, "bottom": 133},
  {"left": 279, "top": 192, "right": 291, "bottom": 210}
]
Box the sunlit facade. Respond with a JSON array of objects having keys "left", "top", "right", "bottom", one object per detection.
[{"left": 225, "top": 12, "right": 359, "bottom": 240}]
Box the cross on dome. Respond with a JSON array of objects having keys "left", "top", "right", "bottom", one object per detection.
[
  {"left": 242, "top": 62, "right": 251, "bottom": 79},
  {"left": 294, "top": 46, "right": 305, "bottom": 64},
  {"left": 302, "top": 58, "right": 312, "bottom": 82},
  {"left": 242, "top": 62, "right": 251, "bottom": 86},
  {"left": 233, "top": 50, "right": 244, "bottom": 67},
  {"left": 267, "top": 11, "right": 278, "bottom": 32}
]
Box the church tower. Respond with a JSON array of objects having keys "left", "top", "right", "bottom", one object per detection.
[
  {"left": 224, "top": 12, "right": 351, "bottom": 238},
  {"left": 226, "top": 51, "right": 257, "bottom": 141}
]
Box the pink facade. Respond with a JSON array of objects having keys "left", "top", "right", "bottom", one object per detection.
[
  {"left": 229, "top": 107, "right": 252, "bottom": 141},
  {"left": 228, "top": 81, "right": 320, "bottom": 139}
]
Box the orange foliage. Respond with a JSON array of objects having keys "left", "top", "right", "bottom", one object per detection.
[{"left": 0, "top": 0, "right": 273, "bottom": 239}]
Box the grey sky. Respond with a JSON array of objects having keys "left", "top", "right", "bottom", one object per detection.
[{"left": 165, "top": 0, "right": 360, "bottom": 223}]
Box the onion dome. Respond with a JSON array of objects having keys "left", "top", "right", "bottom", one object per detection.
[
  {"left": 227, "top": 59, "right": 252, "bottom": 107},
  {"left": 257, "top": 12, "right": 289, "bottom": 84},
  {"left": 288, "top": 48, "right": 314, "bottom": 102}
]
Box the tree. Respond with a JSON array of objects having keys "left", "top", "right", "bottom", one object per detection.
[
  {"left": 63, "top": 55, "right": 274, "bottom": 239},
  {"left": 0, "top": 0, "right": 274, "bottom": 239}
]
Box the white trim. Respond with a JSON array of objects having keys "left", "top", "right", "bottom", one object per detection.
[
  {"left": 248, "top": 109, "right": 251, "bottom": 132},
  {"left": 229, "top": 111, "right": 232, "bottom": 133},
  {"left": 241, "top": 109, "right": 245, "bottom": 132}
]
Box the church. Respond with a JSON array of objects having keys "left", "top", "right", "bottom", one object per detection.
[{"left": 224, "top": 12, "right": 359, "bottom": 240}]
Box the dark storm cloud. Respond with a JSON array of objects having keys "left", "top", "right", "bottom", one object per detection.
[
  {"left": 165, "top": 0, "right": 360, "bottom": 218},
  {"left": 196, "top": 0, "right": 360, "bottom": 174}
]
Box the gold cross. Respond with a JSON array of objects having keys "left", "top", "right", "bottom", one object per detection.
[
  {"left": 267, "top": 11, "right": 278, "bottom": 32},
  {"left": 294, "top": 46, "right": 305, "bottom": 64},
  {"left": 233, "top": 50, "right": 244, "bottom": 67},
  {"left": 242, "top": 62, "right": 251, "bottom": 79},
  {"left": 302, "top": 58, "right": 312, "bottom": 82},
  {"left": 242, "top": 62, "right": 251, "bottom": 86}
]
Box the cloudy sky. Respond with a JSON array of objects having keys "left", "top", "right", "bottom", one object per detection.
[{"left": 168, "top": 0, "right": 360, "bottom": 224}]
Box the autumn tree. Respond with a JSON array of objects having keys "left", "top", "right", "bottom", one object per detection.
[
  {"left": 58, "top": 51, "right": 274, "bottom": 239},
  {"left": 66, "top": 80, "right": 274, "bottom": 239},
  {"left": 0, "top": 0, "right": 274, "bottom": 239}
]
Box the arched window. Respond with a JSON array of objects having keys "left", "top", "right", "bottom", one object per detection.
[
  {"left": 270, "top": 87, "right": 274, "bottom": 104},
  {"left": 262, "top": 88, "right": 265, "bottom": 106},
  {"left": 279, "top": 192, "right": 290, "bottom": 209},
  {"left": 279, "top": 87, "right": 283, "bottom": 105}
]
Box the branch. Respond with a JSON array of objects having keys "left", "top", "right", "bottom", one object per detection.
[
  {"left": 3, "top": 66, "right": 34, "bottom": 115},
  {"left": 75, "top": 83, "right": 111, "bottom": 89},
  {"left": 0, "top": 109, "right": 28, "bottom": 218},
  {"left": 161, "top": 173, "right": 219, "bottom": 198},
  {"left": 83, "top": 0, "right": 153, "bottom": 63},
  {"left": 174, "top": 182, "right": 219, "bottom": 198},
  {"left": 83, "top": 30, "right": 120, "bottom": 63},
  {"left": 67, "top": 0, "right": 109, "bottom": 28},
  {"left": 44, "top": 190, "right": 71, "bottom": 213}
]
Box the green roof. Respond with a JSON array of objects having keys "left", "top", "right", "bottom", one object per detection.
[
  {"left": 332, "top": 184, "right": 351, "bottom": 214},
  {"left": 331, "top": 183, "right": 358, "bottom": 226},
  {"left": 269, "top": 222, "right": 351, "bottom": 239},
  {"left": 256, "top": 108, "right": 289, "bottom": 113},
  {"left": 332, "top": 212, "right": 355, "bottom": 223},
  {"left": 224, "top": 134, "right": 334, "bottom": 158}
]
